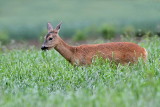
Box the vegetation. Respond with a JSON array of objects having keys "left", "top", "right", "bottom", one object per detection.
[
  {"left": 0, "top": 0, "right": 160, "bottom": 105},
  {"left": 0, "top": 31, "right": 9, "bottom": 44},
  {"left": 73, "top": 30, "right": 87, "bottom": 41},
  {"left": 100, "top": 25, "right": 116, "bottom": 39},
  {"left": 0, "top": 0, "right": 160, "bottom": 43},
  {"left": 122, "top": 26, "right": 135, "bottom": 37},
  {"left": 0, "top": 36, "right": 160, "bottom": 107}
]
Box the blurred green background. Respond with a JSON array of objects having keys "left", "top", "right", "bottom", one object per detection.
[{"left": 0, "top": 0, "right": 160, "bottom": 43}]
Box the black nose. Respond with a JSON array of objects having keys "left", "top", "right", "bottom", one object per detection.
[{"left": 41, "top": 46, "right": 48, "bottom": 50}]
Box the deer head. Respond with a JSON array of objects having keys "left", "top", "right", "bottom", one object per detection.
[{"left": 41, "top": 22, "right": 62, "bottom": 50}]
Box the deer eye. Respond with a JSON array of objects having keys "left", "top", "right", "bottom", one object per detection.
[{"left": 49, "top": 38, "right": 53, "bottom": 40}]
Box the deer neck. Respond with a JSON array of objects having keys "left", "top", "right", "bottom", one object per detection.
[{"left": 54, "top": 37, "right": 74, "bottom": 62}]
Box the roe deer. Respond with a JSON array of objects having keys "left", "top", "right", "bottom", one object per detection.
[{"left": 41, "top": 22, "right": 147, "bottom": 66}]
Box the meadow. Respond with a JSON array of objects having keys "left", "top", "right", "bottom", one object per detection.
[
  {"left": 0, "top": 0, "right": 160, "bottom": 106},
  {"left": 0, "top": 0, "right": 160, "bottom": 42},
  {"left": 0, "top": 36, "right": 160, "bottom": 107}
]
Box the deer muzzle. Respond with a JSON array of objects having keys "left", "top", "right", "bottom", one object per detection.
[{"left": 41, "top": 45, "right": 48, "bottom": 50}]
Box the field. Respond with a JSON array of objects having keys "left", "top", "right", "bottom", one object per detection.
[
  {"left": 0, "top": 0, "right": 160, "bottom": 106},
  {"left": 0, "top": 36, "right": 160, "bottom": 107},
  {"left": 0, "top": 0, "right": 160, "bottom": 41}
]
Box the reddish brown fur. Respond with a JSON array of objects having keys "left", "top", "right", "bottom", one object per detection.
[{"left": 41, "top": 22, "right": 147, "bottom": 66}]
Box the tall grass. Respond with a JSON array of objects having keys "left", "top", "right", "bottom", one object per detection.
[{"left": 0, "top": 37, "right": 160, "bottom": 107}]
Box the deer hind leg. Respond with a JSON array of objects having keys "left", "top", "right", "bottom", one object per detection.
[
  {"left": 143, "top": 48, "right": 148, "bottom": 61},
  {"left": 115, "top": 52, "right": 137, "bottom": 64}
]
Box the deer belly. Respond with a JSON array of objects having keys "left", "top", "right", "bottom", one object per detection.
[
  {"left": 72, "top": 57, "right": 87, "bottom": 66},
  {"left": 91, "top": 51, "right": 138, "bottom": 64}
]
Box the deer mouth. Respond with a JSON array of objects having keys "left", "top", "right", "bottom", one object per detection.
[
  {"left": 41, "top": 46, "right": 54, "bottom": 51},
  {"left": 41, "top": 46, "right": 49, "bottom": 51}
]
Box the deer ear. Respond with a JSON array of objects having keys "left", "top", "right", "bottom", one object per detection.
[
  {"left": 56, "top": 22, "right": 62, "bottom": 31},
  {"left": 47, "top": 22, "right": 53, "bottom": 33}
]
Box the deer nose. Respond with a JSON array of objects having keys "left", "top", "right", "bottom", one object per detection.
[{"left": 41, "top": 46, "right": 48, "bottom": 50}]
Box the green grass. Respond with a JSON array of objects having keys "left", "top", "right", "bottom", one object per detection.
[
  {"left": 0, "top": 37, "right": 160, "bottom": 107},
  {"left": 0, "top": 0, "right": 160, "bottom": 40}
]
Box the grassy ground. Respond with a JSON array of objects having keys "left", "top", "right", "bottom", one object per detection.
[{"left": 0, "top": 36, "right": 160, "bottom": 107}]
